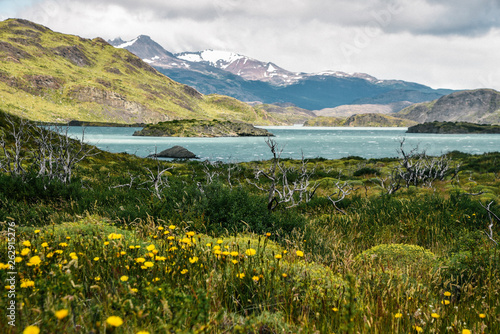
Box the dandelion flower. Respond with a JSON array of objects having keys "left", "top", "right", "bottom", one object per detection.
[
  {"left": 189, "top": 257, "right": 198, "bottom": 264},
  {"left": 275, "top": 254, "right": 282, "bottom": 259},
  {"left": 431, "top": 313, "right": 440, "bottom": 319},
  {"left": 146, "top": 244, "right": 155, "bottom": 251},
  {"left": 216, "top": 239, "right": 223, "bottom": 244},
  {"left": 245, "top": 249, "right": 256, "bottom": 256},
  {"left": 231, "top": 260, "right": 238, "bottom": 264},
  {"left": 104, "top": 241, "right": 110, "bottom": 246},
  {"left": 296, "top": 250, "right": 304, "bottom": 257},
  {"left": 394, "top": 313, "right": 403, "bottom": 318},
  {"left": 479, "top": 313, "right": 486, "bottom": 319},
  {"left": 158, "top": 226, "right": 164, "bottom": 230},
  {"left": 21, "top": 248, "right": 31, "bottom": 256},
  {"left": 59, "top": 242, "right": 68, "bottom": 247},
  {"left": 444, "top": 291, "right": 451, "bottom": 297},
  {"left": 282, "top": 273, "right": 287, "bottom": 278},
  {"left": 181, "top": 269, "right": 188, "bottom": 275},
  {"left": 120, "top": 276, "right": 129, "bottom": 282},
  {"left": 130, "top": 288, "right": 138, "bottom": 293},
  {"left": 252, "top": 276, "right": 259, "bottom": 282},
  {"left": 169, "top": 225, "right": 176, "bottom": 230},
  {"left": 441, "top": 300, "right": 450, "bottom": 305},
  {"left": 34, "top": 230, "right": 40, "bottom": 234},
  {"left": 414, "top": 326, "right": 423, "bottom": 333},
  {"left": 94, "top": 277, "right": 101, "bottom": 281},
  {"left": 28, "top": 256, "right": 41, "bottom": 266},
  {"left": 20, "top": 279, "right": 35, "bottom": 288},
  {"left": 332, "top": 307, "right": 338, "bottom": 312},
  {"left": 137, "top": 331, "right": 150, "bottom": 334},
  {"left": 106, "top": 316, "right": 124, "bottom": 327},
  {"left": 462, "top": 330, "right": 471, "bottom": 334},
  {"left": 237, "top": 273, "right": 245, "bottom": 279},
  {"left": 23, "top": 241, "right": 31, "bottom": 247},
  {"left": 15, "top": 257, "right": 22, "bottom": 263},
  {"left": 144, "top": 262, "right": 154, "bottom": 268},
  {"left": 23, "top": 325, "right": 40, "bottom": 334},
  {"left": 55, "top": 309, "right": 69, "bottom": 320},
  {"left": 135, "top": 258, "right": 146, "bottom": 263},
  {"left": 41, "top": 242, "right": 48, "bottom": 248},
  {"left": 186, "top": 231, "right": 195, "bottom": 237}
]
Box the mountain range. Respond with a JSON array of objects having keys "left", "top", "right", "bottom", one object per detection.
[
  {"left": 1, "top": 18, "right": 499, "bottom": 127},
  {"left": 0, "top": 19, "right": 286, "bottom": 124},
  {"left": 109, "top": 35, "right": 454, "bottom": 111}
]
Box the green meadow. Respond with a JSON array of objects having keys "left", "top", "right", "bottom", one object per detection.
[{"left": 0, "top": 111, "right": 499, "bottom": 333}]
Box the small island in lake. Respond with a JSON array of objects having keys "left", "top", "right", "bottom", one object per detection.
[
  {"left": 407, "top": 121, "right": 500, "bottom": 134},
  {"left": 133, "top": 119, "right": 273, "bottom": 137}
]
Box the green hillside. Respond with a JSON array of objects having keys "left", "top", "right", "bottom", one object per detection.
[{"left": 0, "top": 19, "right": 277, "bottom": 124}]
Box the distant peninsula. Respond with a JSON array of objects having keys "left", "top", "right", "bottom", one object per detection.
[
  {"left": 133, "top": 119, "right": 273, "bottom": 137},
  {"left": 407, "top": 121, "right": 500, "bottom": 134},
  {"left": 304, "top": 113, "right": 418, "bottom": 127}
]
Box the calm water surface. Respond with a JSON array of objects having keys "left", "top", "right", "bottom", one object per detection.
[{"left": 66, "top": 126, "right": 500, "bottom": 162}]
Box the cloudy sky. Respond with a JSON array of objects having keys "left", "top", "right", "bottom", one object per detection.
[{"left": 2, "top": 0, "right": 500, "bottom": 90}]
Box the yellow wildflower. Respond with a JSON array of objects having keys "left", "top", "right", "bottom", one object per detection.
[
  {"left": 394, "top": 313, "right": 402, "bottom": 318},
  {"left": 144, "top": 261, "right": 154, "bottom": 268},
  {"left": 146, "top": 244, "right": 155, "bottom": 251},
  {"left": 55, "top": 309, "right": 69, "bottom": 320},
  {"left": 28, "top": 256, "right": 41, "bottom": 266},
  {"left": 245, "top": 249, "right": 256, "bottom": 256},
  {"left": 23, "top": 325, "right": 40, "bottom": 334},
  {"left": 21, "top": 248, "right": 30, "bottom": 256},
  {"left": 189, "top": 257, "right": 199, "bottom": 264},
  {"left": 23, "top": 241, "right": 31, "bottom": 247},
  {"left": 275, "top": 254, "right": 282, "bottom": 259},
  {"left": 181, "top": 269, "right": 188, "bottom": 274},
  {"left": 106, "top": 316, "right": 123, "bottom": 327},
  {"left": 296, "top": 250, "right": 304, "bottom": 257},
  {"left": 41, "top": 242, "right": 48, "bottom": 248},
  {"left": 120, "top": 276, "right": 129, "bottom": 282},
  {"left": 431, "top": 313, "right": 440, "bottom": 319}
]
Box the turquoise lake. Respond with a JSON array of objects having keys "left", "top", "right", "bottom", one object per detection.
[{"left": 65, "top": 126, "right": 500, "bottom": 162}]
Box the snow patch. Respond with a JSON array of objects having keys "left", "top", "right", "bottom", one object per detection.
[
  {"left": 177, "top": 53, "right": 204, "bottom": 62},
  {"left": 116, "top": 38, "right": 138, "bottom": 48},
  {"left": 267, "top": 64, "right": 277, "bottom": 72}
]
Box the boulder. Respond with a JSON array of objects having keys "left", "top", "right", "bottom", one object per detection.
[{"left": 148, "top": 145, "right": 199, "bottom": 159}]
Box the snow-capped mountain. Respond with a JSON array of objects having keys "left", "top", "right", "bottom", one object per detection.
[
  {"left": 109, "top": 36, "right": 454, "bottom": 110},
  {"left": 175, "top": 50, "right": 304, "bottom": 85}
]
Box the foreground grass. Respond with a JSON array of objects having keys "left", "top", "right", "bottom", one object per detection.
[{"left": 0, "top": 117, "right": 499, "bottom": 332}]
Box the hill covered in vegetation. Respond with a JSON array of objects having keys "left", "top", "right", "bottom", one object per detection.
[
  {"left": 407, "top": 121, "right": 500, "bottom": 133},
  {"left": 0, "top": 19, "right": 278, "bottom": 125},
  {"left": 133, "top": 119, "right": 273, "bottom": 137},
  {"left": 304, "top": 113, "right": 418, "bottom": 127}
]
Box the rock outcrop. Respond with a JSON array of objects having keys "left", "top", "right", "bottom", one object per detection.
[
  {"left": 398, "top": 89, "right": 500, "bottom": 124},
  {"left": 147, "top": 146, "right": 199, "bottom": 159}
]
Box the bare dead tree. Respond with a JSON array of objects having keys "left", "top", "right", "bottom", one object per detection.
[
  {"left": 248, "top": 138, "right": 320, "bottom": 211},
  {"left": 202, "top": 160, "right": 222, "bottom": 185},
  {"left": 0, "top": 115, "right": 30, "bottom": 176},
  {"left": 137, "top": 151, "right": 174, "bottom": 199},
  {"left": 1, "top": 116, "right": 97, "bottom": 184},
  {"left": 481, "top": 201, "right": 499, "bottom": 246},
  {"left": 327, "top": 177, "right": 353, "bottom": 215},
  {"left": 396, "top": 138, "right": 457, "bottom": 188}
]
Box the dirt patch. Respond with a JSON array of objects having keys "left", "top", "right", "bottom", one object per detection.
[{"left": 53, "top": 45, "right": 92, "bottom": 67}]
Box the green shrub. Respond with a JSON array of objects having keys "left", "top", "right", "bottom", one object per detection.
[{"left": 355, "top": 243, "right": 436, "bottom": 272}]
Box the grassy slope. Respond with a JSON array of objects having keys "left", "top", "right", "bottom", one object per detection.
[{"left": 0, "top": 19, "right": 278, "bottom": 125}]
